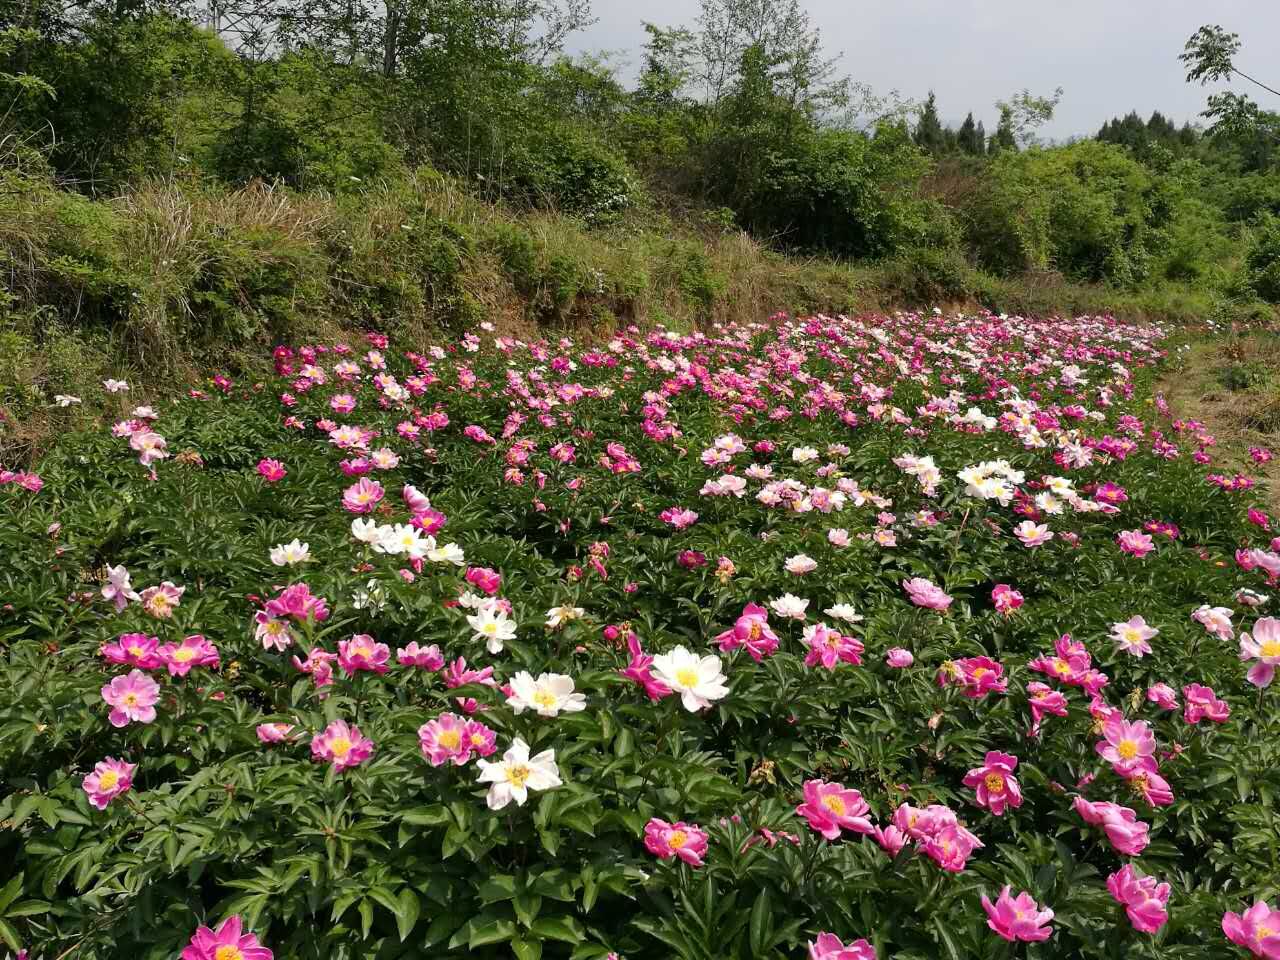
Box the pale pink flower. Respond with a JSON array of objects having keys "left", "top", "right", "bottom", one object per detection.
[
  {"left": 82, "top": 757, "right": 135, "bottom": 809},
  {"left": 1239, "top": 617, "right": 1280, "bottom": 687},
  {"left": 903, "top": 577, "right": 952, "bottom": 610},
  {"left": 101, "top": 669, "right": 160, "bottom": 726},
  {"left": 1111, "top": 616, "right": 1158, "bottom": 657}
]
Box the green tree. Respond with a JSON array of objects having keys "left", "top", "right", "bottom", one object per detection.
[
  {"left": 956, "top": 111, "right": 983, "bottom": 155},
  {"left": 913, "top": 91, "right": 945, "bottom": 154},
  {"left": 989, "top": 105, "right": 1016, "bottom": 154}
]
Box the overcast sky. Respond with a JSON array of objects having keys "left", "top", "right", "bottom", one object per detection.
[{"left": 567, "top": 0, "right": 1280, "bottom": 139}]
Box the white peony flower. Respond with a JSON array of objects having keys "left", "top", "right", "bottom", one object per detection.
[
  {"left": 476, "top": 738, "right": 561, "bottom": 809},
  {"left": 769, "top": 593, "right": 810, "bottom": 620},
  {"left": 650, "top": 646, "right": 730, "bottom": 712},
  {"left": 467, "top": 605, "right": 517, "bottom": 654},
  {"left": 506, "top": 671, "right": 586, "bottom": 717},
  {"left": 269, "top": 539, "right": 311, "bottom": 566}
]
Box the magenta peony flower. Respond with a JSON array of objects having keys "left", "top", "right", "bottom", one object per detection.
[
  {"left": 256, "top": 458, "right": 286, "bottom": 483},
  {"left": 981, "top": 886, "right": 1054, "bottom": 942},
  {"left": 715, "top": 603, "right": 780, "bottom": 661},
  {"left": 101, "top": 632, "right": 163, "bottom": 670},
  {"left": 1223, "top": 901, "right": 1280, "bottom": 958},
  {"left": 795, "top": 779, "right": 874, "bottom": 840},
  {"left": 1107, "top": 865, "right": 1170, "bottom": 934},
  {"left": 962, "top": 751, "right": 1023, "bottom": 816},
  {"left": 644, "top": 818, "right": 709, "bottom": 867},
  {"left": 157, "top": 634, "right": 220, "bottom": 677},
  {"left": 311, "top": 719, "right": 374, "bottom": 772},
  {"left": 181, "top": 915, "right": 273, "bottom": 960},
  {"left": 1183, "top": 683, "right": 1230, "bottom": 724},
  {"left": 808, "top": 932, "right": 877, "bottom": 959}
]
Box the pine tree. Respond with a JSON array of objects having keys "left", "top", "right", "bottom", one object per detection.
[
  {"left": 989, "top": 105, "right": 1016, "bottom": 153},
  {"left": 957, "top": 111, "right": 982, "bottom": 154},
  {"left": 913, "top": 91, "right": 945, "bottom": 154}
]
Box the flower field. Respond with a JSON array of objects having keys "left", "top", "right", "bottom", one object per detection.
[{"left": 2, "top": 310, "right": 1280, "bottom": 960}]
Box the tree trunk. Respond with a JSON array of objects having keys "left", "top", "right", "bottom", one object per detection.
[{"left": 382, "top": 3, "right": 401, "bottom": 77}]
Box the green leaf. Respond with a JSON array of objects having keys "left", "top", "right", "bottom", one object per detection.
[
  {"left": 530, "top": 915, "right": 584, "bottom": 944},
  {"left": 395, "top": 888, "right": 420, "bottom": 942},
  {"left": 469, "top": 917, "right": 517, "bottom": 947},
  {"left": 512, "top": 936, "right": 544, "bottom": 960},
  {"left": 748, "top": 887, "right": 772, "bottom": 957},
  {"left": 0, "top": 918, "right": 21, "bottom": 952},
  {"left": 0, "top": 874, "right": 23, "bottom": 914}
]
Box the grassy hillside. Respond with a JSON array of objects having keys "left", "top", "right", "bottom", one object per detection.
[{"left": 5, "top": 163, "right": 1270, "bottom": 464}]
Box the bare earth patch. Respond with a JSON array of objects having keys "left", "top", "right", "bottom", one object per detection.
[{"left": 1157, "top": 330, "right": 1280, "bottom": 513}]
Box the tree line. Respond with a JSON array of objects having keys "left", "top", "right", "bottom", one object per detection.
[{"left": 1, "top": 1, "right": 1278, "bottom": 300}]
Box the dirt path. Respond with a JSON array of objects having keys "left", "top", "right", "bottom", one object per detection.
[{"left": 1156, "top": 333, "right": 1280, "bottom": 514}]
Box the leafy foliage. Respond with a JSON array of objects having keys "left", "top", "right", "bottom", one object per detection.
[{"left": 2, "top": 312, "right": 1279, "bottom": 959}]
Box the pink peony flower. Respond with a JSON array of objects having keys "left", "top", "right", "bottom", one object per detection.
[
  {"left": 101, "top": 669, "right": 160, "bottom": 727},
  {"left": 1146, "top": 682, "right": 1179, "bottom": 711},
  {"left": 311, "top": 719, "right": 374, "bottom": 771},
  {"left": 265, "top": 583, "right": 329, "bottom": 623},
  {"left": 342, "top": 477, "right": 385, "bottom": 514},
  {"left": 620, "top": 632, "right": 672, "bottom": 701},
  {"left": 1027, "top": 682, "right": 1068, "bottom": 736},
  {"left": 660, "top": 506, "right": 700, "bottom": 530},
  {"left": 1117, "top": 529, "right": 1155, "bottom": 558},
  {"left": 101, "top": 632, "right": 163, "bottom": 670},
  {"left": 1096, "top": 717, "right": 1158, "bottom": 777},
  {"left": 1183, "top": 683, "right": 1230, "bottom": 724},
  {"left": 1223, "top": 901, "right": 1280, "bottom": 958},
  {"left": 981, "top": 886, "right": 1054, "bottom": 942},
  {"left": 962, "top": 751, "right": 1023, "bottom": 816},
  {"left": 337, "top": 634, "right": 390, "bottom": 675},
  {"left": 1192, "top": 604, "right": 1235, "bottom": 640},
  {"left": 256, "top": 458, "right": 287, "bottom": 483},
  {"left": 795, "top": 779, "right": 874, "bottom": 840},
  {"left": 939, "top": 656, "right": 1007, "bottom": 699},
  {"left": 82, "top": 757, "right": 135, "bottom": 809},
  {"left": 714, "top": 603, "right": 780, "bottom": 661},
  {"left": 101, "top": 564, "right": 141, "bottom": 612},
  {"left": 808, "top": 933, "right": 877, "bottom": 959},
  {"left": 1111, "top": 616, "right": 1158, "bottom": 657},
  {"left": 157, "top": 634, "right": 220, "bottom": 677},
  {"left": 802, "top": 623, "right": 864, "bottom": 670},
  {"left": 181, "top": 915, "right": 273, "bottom": 960},
  {"left": 885, "top": 647, "right": 914, "bottom": 668},
  {"left": 419, "top": 712, "right": 477, "bottom": 766},
  {"left": 464, "top": 566, "right": 502, "bottom": 595},
  {"left": 644, "top": 818, "right": 709, "bottom": 867},
  {"left": 992, "top": 584, "right": 1024, "bottom": 615},
  {"left": 1239, "top": 617, "right": 1280, "bottom": 688},
  {"left": 1073, "top": 797, "right": 1150, "bottom": 855},
  {"left": 1014, "top": 520, "right": 1053, "bottom": 547},
  {"left": 903, "top": 577, "right": 952, "bottom": 610},
  {"left": 873, "top": 824, "right": 909, "bottom": 856},
  {"left": 397, "top": 642, "right": 444, "bottom": 669},
  {"left": 256, "top": 723, "right": 295, "bottom": 743}
]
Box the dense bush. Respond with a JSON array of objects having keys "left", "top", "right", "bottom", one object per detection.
[
  {"left": 3, "top": 313, "right": 1280, "bottom": 959},
  {"left": 1243, "top": 216, "right": 1280, "bottom": 303}
]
